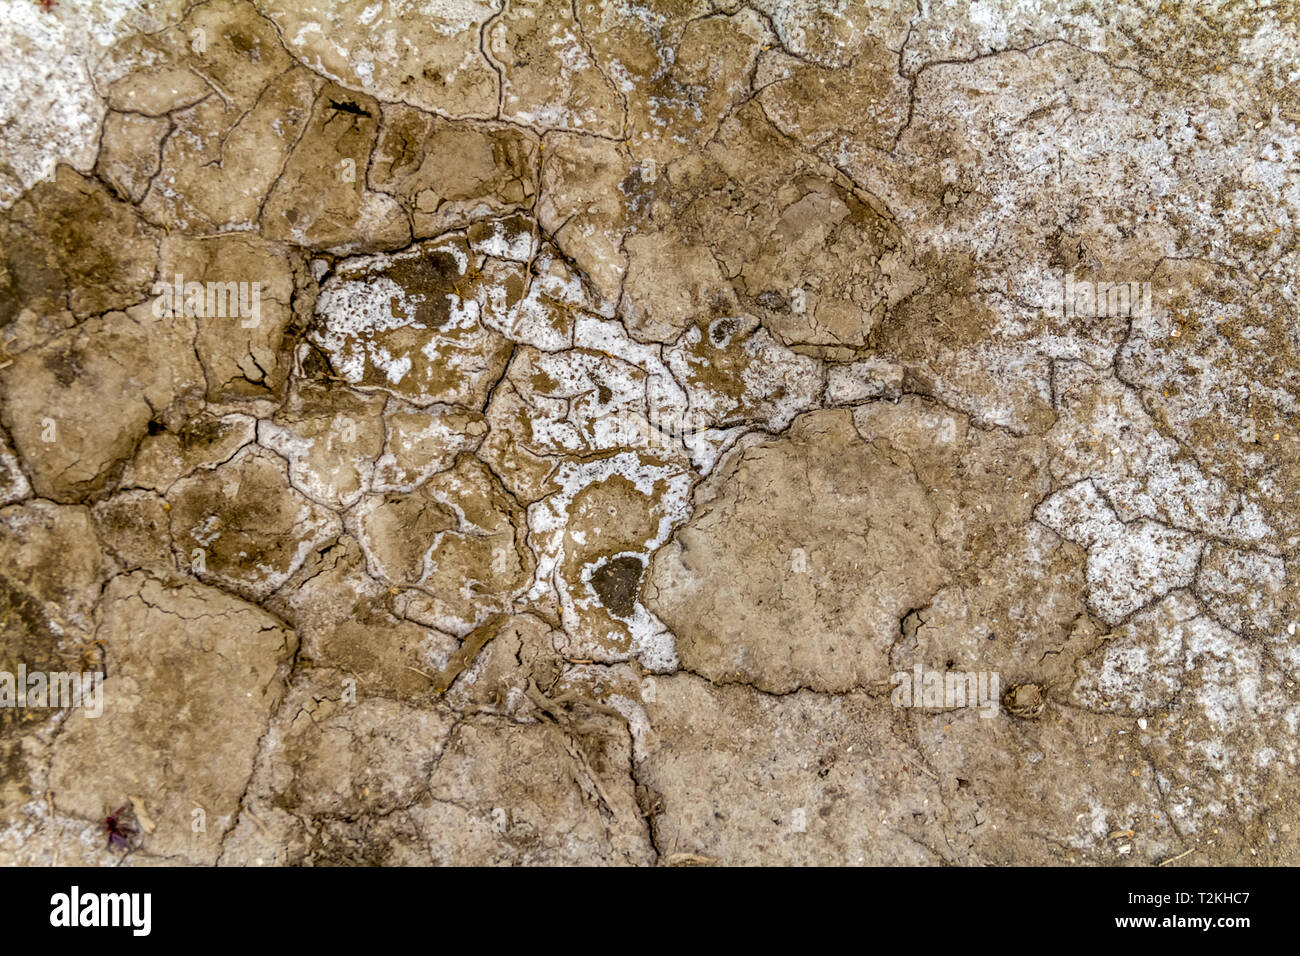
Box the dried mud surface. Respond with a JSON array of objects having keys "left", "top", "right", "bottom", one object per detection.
[{"left": 1, "top": 0, "right": 1298, "bottom": 866}]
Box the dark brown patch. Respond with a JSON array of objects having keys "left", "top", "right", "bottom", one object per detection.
[{"left": 590, "top": 556, "right": 644, "bottom": 617}]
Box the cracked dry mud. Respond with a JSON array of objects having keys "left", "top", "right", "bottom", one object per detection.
[{"left": 0, "top": 0, "right": 1297, "bottom": 867}]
